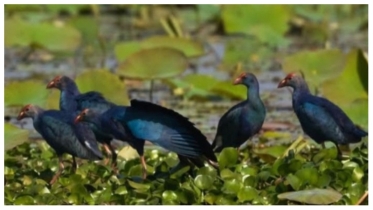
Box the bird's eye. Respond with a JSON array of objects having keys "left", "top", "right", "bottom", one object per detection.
[{"left": 25, "top": 108, "right": 29, "bottom": 112}]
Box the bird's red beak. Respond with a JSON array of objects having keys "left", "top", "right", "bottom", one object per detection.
[
  {"left": 74, "top": 114, "right": 82, "bottom": 124},
  {"left": 46, "top": 76, "right": 61, "bottom": 89},
  {"left": 46, "top": 80, "right": 55, "bottom": 89},
  {"left": 17, "top": 111, "right": 25, "bottom": 121},
  {"left": 277, "top": 79, "right": 287, "bottom": 88}
]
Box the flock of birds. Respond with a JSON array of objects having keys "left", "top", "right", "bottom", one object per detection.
[{"left": 16, "top": 72, "right": 368, "bottom": 185}]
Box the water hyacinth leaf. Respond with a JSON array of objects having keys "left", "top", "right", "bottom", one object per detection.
[
  {"left": 223, "top": 178, "right": 241, "bottom": 194},
  {"left": 142, "top": 36, "right": 205, "bottom": 57},
  {"left": 254, "top": 145, "right": 287, "bottom": 159},
  {"left": 282, "top": 49, "right": 346, "bottom": 91},
  {"left": 4, "top": 123, "right": 30, "bottom": 151},
  {"left": 286, "top": 174, "right": 301, "bottom": 190},
  {"left": 127, "top": 180, "right": 151, "bottom": 191},
  {"left": 295, "top": 167, "right": 319, "bottom": 186},
  {"left": 237, "top": 186, "right": 258, "bottom": 202},
  {"left": 221, "top": 5, "right": 291, "bottom": 47},
  {"left": 278, "top": 188, "right": 343, "bottom": 204},
  {"left": 14, "top": 195, "right": 35, "bottom": 205},
  {"left": 75, "top": 69, "right": 130, "bottom": 106},
  {"left": 194, "top": 175, "right": 213, "bottom": 190},
  {"left": 118, "top": 47, "right": 188, "bottom": 80},
  {"left": 197, "top": 166, "right": 217, "bottom": 178},
  {"left": 218, "top": 147, "right": 239, "bottom": 169},
  {"left": 162, "top": 190, "right": 178, "bottom": 201},
  {"left": 5, "top": 80, "right": 49, "bottom": 108}
]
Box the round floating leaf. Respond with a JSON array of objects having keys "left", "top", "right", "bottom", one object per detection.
[
  {"left": 46, "top": 89, "right": 60, "bottom": 110},
  {"left": 223, "top": 178, "right": 241, "bottom": 194},
  {"left": 211, "top": 81, "right": 247, "bottom": 100},
  {"left": 218, "top": 147, "right": 239, "bottom": 169},
  {"left": 5, "top": 80, "right": 50, "bottom": 108},
  {"left": 4, "top": 123, "right": 30, "bottom": 151},
  {"left": 295, "top": 167, "right": 319, "bottom": 186},
  {"left": 164, "top": 74, "right": 220, "bottom": 99},
  {"left": 321, "top": 49, "right": 368, "bottom": 104},
  {"left": 117, "top": 47, "right": 188, "bottom": 80},
  {"left": 339, "top": 98, "right": 368, "bottom": 129},
  {"left": 14, "top": 195, "right": 35, "bottom": 205},
  {"left": 197, "top": 166, "right": 217, "bottom": 178},
  {"left": 278, "top": 188, "right": 343, "bottom": 204},
  {"left": 237, "top": 186, "right": 258, "bottom": 202},
  {"left": 142, "top": 36, "right": 205, "bottom": 57},
  {"left": 114, "top": 41, "right": 142, "bottom": 62},
  {"left": 5, "top": 17, "right": 81, "bottom": 52},
  {"left": 221, "top": 5, "right": 291, "bottom": 47},
  {"left": 194, "top": 175, "right": 213, "bottom": 190},
  {"left": 75, "top": 69, "right": 130, "bottom": 106},
  {"left": 282, "top": 49, "right": 346, "bottom": 91}
]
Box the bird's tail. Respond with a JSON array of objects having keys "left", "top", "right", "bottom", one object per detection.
[{"left": 349, "top": 124, "right": 368, "bottom": 143}]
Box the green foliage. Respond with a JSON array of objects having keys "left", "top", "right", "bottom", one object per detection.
[
  {"left": 221, "top": 5, "right": 291, "bottom": 47},
  {"left": 5, "top": 17, "right": 81, "bottom": 52},
  {"left": 5, "top": 140, "right": 368, "bottom": 205},
  {"left": 5, "top": 80, "right": 50, "bottom": 108},
  {"left": 4, "top": 123, "right": 30, "bottom": 151},
  {"left": 117, "top": 48, "right": 188, "bottom": 80}
]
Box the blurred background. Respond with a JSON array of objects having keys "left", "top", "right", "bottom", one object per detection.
[{"left": 4, "top": 4, "right": 368, "bottom": 155}]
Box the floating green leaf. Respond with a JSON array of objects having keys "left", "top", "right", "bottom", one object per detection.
[
  {"left": 5, "top": 17, "right": 81, "bottom": 52},
  {"left": 212, "top": 81, "right": 247, "bottom": 100},
  {"left": 117, "top": 48, "right": 188, "bottom": 80},
  {"left": 114, "top": 41, "right": 142, "bottom": 62},
  {"left": 237, "top": 186, "right": 258, "bottom": 202},
  {"left": 75, "top": 69, "right": 130, "bottom": 106},
  {"left": 4, "top": 123, "right": 30, "bottom": 151},
  {"left": 278, "top": 188, "right": 343, "bottom": 204},
  {"left": 5, "top": 80, "right": 50, "bottom": 108},
  {"left": 218, "top": 147, "right": 239, "bottom": 169},
  {"left": 282, "top": 49, "right": 346, "bottom": 91},
  {"left": 221, "top": 5, "right": 291, "bottom": 47},
  {"left": 194, "top": 175, "right": 213, "bottom": 190}
]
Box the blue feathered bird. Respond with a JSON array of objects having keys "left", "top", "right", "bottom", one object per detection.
[
  {"left": 46, "top": 75, "right": 117, "bottom": 169},
  {"left": 17, "top": 104, "right": 103, "bottom": 184},
  {"left": 212, "top": 73, "right": 266, "bottom": 152},
  {"left": 74, "top": 99, "right": 219, "bottom": 179},
  {"left": 278, "top": 72, "right": 368, "bottom": 158}
]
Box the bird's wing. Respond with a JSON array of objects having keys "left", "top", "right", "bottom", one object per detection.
[{"left": 75, "top": 91, "right": 114, "bottom": 112}]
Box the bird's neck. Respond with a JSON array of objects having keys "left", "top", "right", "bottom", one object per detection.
[
  {"left": 292, "top": 82, "right": 311, "bottom": 101},
  {"left": 60, "top": 84, "right": 80, "bottom": 111},
  {"left": 246, "top": 85, "right": 262, "bottom": 106}
]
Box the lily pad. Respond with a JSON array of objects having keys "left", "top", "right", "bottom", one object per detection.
[
  {"left": 5, "top": 17, "right": 81, "bottom": 52},
  {"left": 142, "top": 36, "right": 205, "bottom": 57},
  {"left": 117, "top": 47, "right": 188, "bottom": 80},
  {"left": 282, "top": 49, "right": 346, "bottom": 92},
  {"left": 278, "top": 188, "right": 343, "bottom": 204},
  {"left": 4, "top": 123, "right": 30, "bottom": 151},
  {"left": 211, "top": 81, "right": 247, "bottom": 100},
  {"left": 75, "top": 69, "right": 130, "bottom": 106},
  {"left": 5, "top": 80, "right": 50, "bottom": 108},
  {"left": 221, "top": 5, "right": 291, "bottom": 47}
]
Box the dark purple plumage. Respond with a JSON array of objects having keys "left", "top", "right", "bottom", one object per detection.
[
  {"left": 75, "top": 99, "right": 219, "bottom": 178},
  {"left": 212, "top": 73, "right": 266, "bottom": 152},
  {"left": 46, "top": 75, "right": 117, "bottom": 169},
  {"left": 17, "top": 104, "right": 103, "bottom": 184},
  {"left": 278, "top": 72, "right": 368, "bottom": 158}
]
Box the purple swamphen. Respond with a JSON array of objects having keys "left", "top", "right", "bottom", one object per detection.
[
  {"left": 46, "top": 75, "right": 117, "bottom": 170},
  {"left": 212, "top": 73, "right": 266, "bottom": 152},
  {"left": 74, "top": 99, "right": 219, "bottom": 179},
  {"left": 17, "top": 104, "right": 103, "bottom": 184},
  {"left": 278, "top": 72, "right": 368, "bottom": 158}
]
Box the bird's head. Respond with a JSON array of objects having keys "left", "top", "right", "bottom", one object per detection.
[
  {"left": 233, "top": 72, "right": 259, "bottom": 88},
  {"left": 17, "top": 104, "right": 38, "bottom": 120},
  {"left": 46, "top": 75, "right": 74, "bottom": 90},
  {"left": 74, "top": 108, "right": 95, "bottom": 124},
  {"left": 277, "top": 72, "right": 303, "bottom": 89}
]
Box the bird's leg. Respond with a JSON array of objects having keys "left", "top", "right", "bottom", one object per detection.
[
  {"left": 107, "top": 144, "right": 118, "bottom": 174},
  {"left": 334, "top": 143, "right": 343, "bottom": 160},
  {"left": 321, "top": 142, "right": 326, "bottom": 149},
  {"left": 50, "top": 156, "right": 64, "bottom": 185},
  {"left": 102, "top": 143, "right": 112, "bottom": 166},
  {"left": 140, "top": 156, "right": 147, "bottom": 179},
  {"left": 72, "top": 156, "right": 77, "bottom": 173}
]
